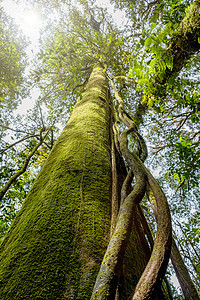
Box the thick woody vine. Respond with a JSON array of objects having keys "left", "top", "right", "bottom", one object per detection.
[{"left": 91, "top": 76, "right": 172, "bottom": 299}]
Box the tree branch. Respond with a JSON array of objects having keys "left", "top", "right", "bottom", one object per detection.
[
  {"left": 0, "top": 129, "right": 50, "bottom": 201},
  {"left": 0, "top": 134, "right": 39, "bottom": 154},
  {"left": 156, "top": 1, "right": 200, "bottom": 85}
]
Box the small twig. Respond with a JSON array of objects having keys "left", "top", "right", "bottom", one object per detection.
[
  {"left": 0, "top": 124, "right": 31, "bottom": 134},
  {"left": 176, "top": 113, "right": 192, "bottom": 131},
  {"left": 0, "top": 134, "right": 40, "bottom": 154}
]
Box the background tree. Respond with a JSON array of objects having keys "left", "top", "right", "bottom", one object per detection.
[{"left": 0, "top": 5, "right": 28, "bottom": 126}]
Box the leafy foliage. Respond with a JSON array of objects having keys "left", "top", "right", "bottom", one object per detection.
[{"left": 0, "top": 6, "right": 28, "bottom": 106}]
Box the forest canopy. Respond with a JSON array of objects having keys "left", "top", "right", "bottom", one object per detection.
[{"left": 0, "top": 0, "right": 200, "bottom": 299}]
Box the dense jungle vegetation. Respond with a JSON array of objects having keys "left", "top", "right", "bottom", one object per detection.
[{"left": 0, "top": 0, "right": 200, "bottom": 299}]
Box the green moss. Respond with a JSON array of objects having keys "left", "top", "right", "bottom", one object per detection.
[
  {"left": 174, "top": 1, "right": 200, "bottom": 56},
  {"left": 181, "top": 1, "right": 200, "bottom": 32},
  {"left": 0, "top": 64, "right": 112, "bottom": 299}
]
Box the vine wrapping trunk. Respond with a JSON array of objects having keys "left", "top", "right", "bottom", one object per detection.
[{"left": 0, "top": 64, "right": 172, "bottom": 300}]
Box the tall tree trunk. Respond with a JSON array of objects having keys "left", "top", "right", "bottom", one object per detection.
[
  {"left": 0, "top": 64, "right": 171, "bottom": 300},
  {"left": 0, "top": 64, "right": 113, "bottom": 299}
]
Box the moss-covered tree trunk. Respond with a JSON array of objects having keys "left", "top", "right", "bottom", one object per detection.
[
  {"left": 0, "top": 64, "right": 113, "bottom": 299},
  {"left": 0, "top": 64, "right": 166, "bottom": 300}
]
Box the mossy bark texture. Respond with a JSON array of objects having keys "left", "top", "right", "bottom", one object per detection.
[{"left": 0, "top": 64, "right": 112, "bottom": 299}]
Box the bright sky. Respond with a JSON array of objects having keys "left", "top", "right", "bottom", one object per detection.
[
  {"left": 1, "top": 0, "right": 44, "bottom": 114},
  {"left": 2, "top": 0, "right": 42, "bottom": 55},
  {"left": 2, "top": 0, "right": 41, "bottom": 35},
  {"left": 1, "top": 0, "right": 126, "bottom": 41}
]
